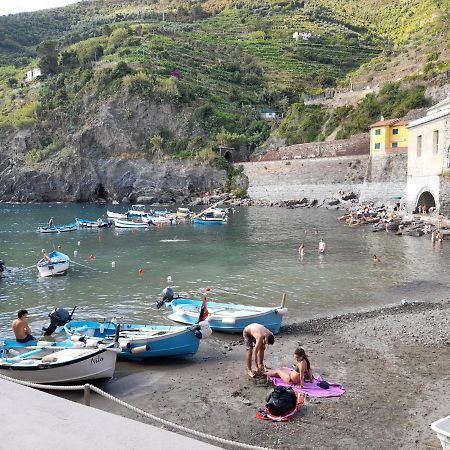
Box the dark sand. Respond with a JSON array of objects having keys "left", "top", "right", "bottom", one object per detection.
[{"left": 58, "top": 298, "right": 450, "bottom": 450}]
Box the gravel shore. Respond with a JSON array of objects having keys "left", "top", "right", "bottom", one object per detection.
[{"left": 59, "top": 299, "right": 450, "bottom": 449}]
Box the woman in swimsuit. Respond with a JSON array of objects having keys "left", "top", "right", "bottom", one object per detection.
[{"left": 266, "top": 348, "right": 313, "bottom": 387}]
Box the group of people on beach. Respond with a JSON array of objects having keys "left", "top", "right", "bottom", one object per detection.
[{"left": 243, "top": 323, "right": 312, "bottom": 387}]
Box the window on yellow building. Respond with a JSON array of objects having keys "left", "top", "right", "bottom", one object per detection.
[
  {"left": 392, "top": 129, "right": 399, "bottom": 135},
  {"left": 417, "top": 135, "right": 422, "bottom": 157},
  {"left": 433, "top": 130, "right": 439, "bottom": 154},
  {"left": 392, "top": 142, "right": 398, "bottom": 148},
  {"left": 374, "top": 143, "right": 381, "bottom": 150},
  {"left": 375, "top": 129, "right": 381, "bottom": 135}
]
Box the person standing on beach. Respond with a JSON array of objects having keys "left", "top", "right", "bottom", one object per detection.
[
  {"left": 318, "top": 239, "right": 326, "bottom": 254},
  {"left": 243, "top": 323, "right": 274, "bottom": 378}
]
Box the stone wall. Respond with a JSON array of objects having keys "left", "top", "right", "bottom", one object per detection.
[
  {"left": 251, "top": 134, "right": 369, "bottom": 162},
  {"left": 243, "top": 153, "right": 408, "bottom": 204}
]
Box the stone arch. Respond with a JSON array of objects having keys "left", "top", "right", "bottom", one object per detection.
[
  {"left": 416, "top": 190, "right": 436, "bottom": 211},
  {"left": 223, "top": 150, "right": 233, "bottom": 162}
]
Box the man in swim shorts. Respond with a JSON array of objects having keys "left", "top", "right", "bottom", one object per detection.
[
  {"left": 243, "top": 323, "right": 274, "bottom": 378},
  {"left": 12, "top": 309, "right": 35, "bottom": 343}
]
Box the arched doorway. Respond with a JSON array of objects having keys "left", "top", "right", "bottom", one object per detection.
[{"left": 416, "top": 191, "right": 436, "bottom": 211}]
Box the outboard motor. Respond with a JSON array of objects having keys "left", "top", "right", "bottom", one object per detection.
[
  {"left": 42, "top": 306, "right": 76, "bottom": 336},
  {"left": 156, "top": 287, "right": 174, "bottom": 309}
]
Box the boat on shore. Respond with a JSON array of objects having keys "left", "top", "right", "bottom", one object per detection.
[
  {"left": 64, "top": 320, "right": 211, "bottom": 361},
  {"left": 166, "top": 298, "right": 287, "bottom": 333},
  {"left": 37, "top": 250, "right": 70, "bottom": 277},
  {"left": 112, "top": 218, "right": 151, "bottom": 229},
  {"left": 0, "top": 338, "right": 118, "bottom": 384},
  {"left": 37, "top": 224, "right": 77, "bottom": 233},
  {"left": 76, "top": 218, "right": 111, "bottom": 228},
  {"left": 431, "top": 415, "right": 450, "bottom": 450}
]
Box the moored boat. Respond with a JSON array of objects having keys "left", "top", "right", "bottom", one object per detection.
[
  {"left": 106, "top": 210, "right": 128, "bottom": 219},
  {"left": 431, "top": 415, "right": 450, "bottom": 450},
  {"left": 0, "top": 338, "right": 118, "bottom": 384},
  {"left": 112, "top": 218, "right": 151, "bottom": 229},
  {"left": 76, "top": 218, "right": 111, "bottom": 228},
  {"left": 37, "top": 224, "right": 77, "bottom": 233},
  {"left": 176, "top": 207, "right": 194, "bottom": 218},
  {"left": 37, "top": 250, "right": 70, "bottom": 277},
  {"left": 64, "top": 320, "right": 211, "bottom": 361},
  {"left": 127, "top": 204, "right": 153, "bottom": 217},
  {"left": 192, "top": 214, "right": 227, "bottom": 225},
  {"left": 166, "top": 298, "right": 287, "bottom": 333}
]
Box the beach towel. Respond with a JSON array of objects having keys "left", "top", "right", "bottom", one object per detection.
[
  {"left": 270, "top": 370, "right": 345, "bottom": 398},
  {"left": 256, "top": 392, "right": 304, "bottom": 422}
]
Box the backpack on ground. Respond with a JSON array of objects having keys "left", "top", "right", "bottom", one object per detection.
[{"left": 265, "top": 386, "right": 297, "bottom": 416}]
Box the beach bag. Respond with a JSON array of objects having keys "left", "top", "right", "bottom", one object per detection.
[{"left": 266, "top": 386, "right": 296, "bottom": 416}]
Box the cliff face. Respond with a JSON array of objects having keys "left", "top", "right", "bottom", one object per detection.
[{"left": 0, "top": 93, "right": 227, "bottom": 203}]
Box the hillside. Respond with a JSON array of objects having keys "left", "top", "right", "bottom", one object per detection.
[{"left": 0, "top": 0, "right": 448, "bottom": 202}]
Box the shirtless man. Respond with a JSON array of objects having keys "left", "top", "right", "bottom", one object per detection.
[
  {"left": 318, "top": 239, "right": 326, "bottom": 254},
  {"left": 41, "top": 249, "right": 51, "bottom": 262},
  {"left": 12, "top": 310, "right": 35, "bottom": 343},
  {"left": 243, "top": 323, "right": 274, "bottom": 377}
]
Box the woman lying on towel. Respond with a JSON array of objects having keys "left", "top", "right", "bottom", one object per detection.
[{"left": 266, "top": 348, "right": 313, "bottom": 387}]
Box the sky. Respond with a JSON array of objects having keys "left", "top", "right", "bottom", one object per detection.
[{"left": 0, "top": 0, "right": 80, "bottom": 16}]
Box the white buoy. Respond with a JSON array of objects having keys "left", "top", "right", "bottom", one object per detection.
[
  {"left": 167, "top": 275, "right": 172, "bottom": 282},
  {"left": 116, "top": 232, "right": 119, "bottom": 236},
  {"left": 73, "top": 250, "right": 78, "bottom": 256},
  {"left": 77, "top": 241, "right": 81, "bottom": 246},
  {"left": 111, "top": 261, "right": 116, "bottom": 268}
]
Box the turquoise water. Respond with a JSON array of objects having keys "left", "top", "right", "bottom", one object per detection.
[{"left": 0, "top": 203, "right": 449, "bottom": 334}]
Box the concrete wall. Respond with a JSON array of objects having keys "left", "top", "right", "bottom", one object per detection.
[{"left": 243, "top": 153, "right": 408, "bottom": 204}]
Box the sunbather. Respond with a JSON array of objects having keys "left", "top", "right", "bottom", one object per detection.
[{"left": 266, "top": 348, "right": 313, "bottom": 387}]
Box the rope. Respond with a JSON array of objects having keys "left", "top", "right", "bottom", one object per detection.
[
  {"left": 0, "top": 373, "right": 273, "bottom": 450},
  {"left": 11, "top": 264, "right": 36, "bottom": 272}
]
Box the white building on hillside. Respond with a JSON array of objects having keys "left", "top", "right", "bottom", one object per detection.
[
  {"left": 405, "top": 97, "right": 450, "bottom": 212},
  {"left": 25, "top": 68, "right": 41, "bottom": 82}
]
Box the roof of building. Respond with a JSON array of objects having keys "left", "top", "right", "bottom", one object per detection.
[
  {"left": 427, "top": 96, "right": 450, "bottom": 114},
  {"left": 369, "top": 118, "right": 408, "bottom": 128},
  {"left": 409, "top": 97, "right": 450, "bottom": 128}
]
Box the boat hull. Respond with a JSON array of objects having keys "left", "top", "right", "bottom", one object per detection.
[
  {"left": 168, "top": 299, "right": 286, "bottom": 334},
  {"left": 0, "top": 345, "right": 116, "bottom": 384},
  {"left": 37, "top": 225, "right": 77, "bottom": 233},
  {"left": 192, "top": 218, "right": 226, "bottom": 225},
  {"left": 64, "top": 322, "right": 202, "bottom": 361},
  {"left": 107, "top": 210, "right": 128, "bottom": 219},
  {"left": 37, "top": 251, "right": 70, "bottom": 277},
  {"left": 112, "top": 218, "right": 150, "bottom": 228}
]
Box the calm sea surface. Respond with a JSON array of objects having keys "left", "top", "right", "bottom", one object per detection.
[{"left": 0, "top": 203, "right": 448, "bottom": 334}]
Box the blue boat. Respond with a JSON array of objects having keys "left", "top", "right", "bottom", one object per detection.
[
  {"left": 76, "top": 218, "right": 111, "bottom": 228},
  {"left": 167, "top": 298, "right": 287, "bottom": 334},
  {"left": 37, "top": 250, "right": 70, "bottom": 277},
  {"left": 63, "top": 320, "right": 212, "bottom": 361},
  {"left": 37, "top": 223, "right": 78, "bottom": 233}
]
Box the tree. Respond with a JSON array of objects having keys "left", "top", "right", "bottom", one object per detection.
[{"left": 36, "top": 40, "right": 58, "bottom": 75}]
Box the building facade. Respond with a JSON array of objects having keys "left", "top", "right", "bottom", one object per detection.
[
  {"left": 405, "top": 97, "right": 450, "bottom": 212},
  {"left": 369, "top": 118, "right": 409, "bottom": 156},
  {"left": 25, "top": 68, "right": 41, "bottom": 82}
]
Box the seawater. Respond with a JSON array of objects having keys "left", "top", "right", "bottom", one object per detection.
[{"left": 0, "top": 203, "right": 448, "bottom": 333}]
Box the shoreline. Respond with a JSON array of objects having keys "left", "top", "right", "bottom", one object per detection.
[{"left": 57, "top": 299, "right": 449, "bottom": 449}]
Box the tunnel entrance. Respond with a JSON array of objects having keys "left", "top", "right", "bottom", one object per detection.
[{"left": 416, "top": 191, "right": 436, "bottom": 211}]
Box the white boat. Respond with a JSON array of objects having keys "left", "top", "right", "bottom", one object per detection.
[
  {"left": 37, "top": 224, "right": 78, "bottom": 233},
  {"left": 431, "top": 415, "right": 450, "bottom": 450},
  {"left": 176, "top": 207, "right": 194, "bottom": 218},
  {"left": 37, "top": 251, "right": 70, "bottom": 277},
  {"left": 107, "top": 210, "right": 128, "bottom": 219},
  {"left": 0, "top": 339, "right": 118, "bottom": 384},
  {"left": 112, "top": 218, "right": 150, "bottom": 229},
  {"left": 128, "top": 204, "right": 152, "bottom": 217}
]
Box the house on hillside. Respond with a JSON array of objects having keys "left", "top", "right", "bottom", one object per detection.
[
  {"left": 259, "top": 109, "right": 280, "bottom": 121},
  {"left": 25, "top": 68, "right": 41, "bottom": 82},
  {"left": 405, "top": 97, "right": 450, "bottom": 212},
  {"left": 369, "top": 118, "right": 409, "bottom": 156}
]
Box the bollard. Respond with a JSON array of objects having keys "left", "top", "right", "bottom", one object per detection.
[{"left": 84, "top": 384, "right": 91, "bottom": 406}]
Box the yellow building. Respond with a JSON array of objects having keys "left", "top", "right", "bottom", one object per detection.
[{"left": 369, "top": 118, "right": 409, "bottom": 156}]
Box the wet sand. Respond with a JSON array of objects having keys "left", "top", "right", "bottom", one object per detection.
[{"left": 58, "top": 298, "right": 450, "bottom": 450}]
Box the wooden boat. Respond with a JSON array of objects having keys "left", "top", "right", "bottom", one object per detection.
[
  {"left": 37, "top": 251, "right": 70, "bottom": 277},
  {"left": 193, "top": 211, "right": 227, "bottom": 225},
  {"left": 112, "top": 218, "right": 151, "bottom": 229},
  {"left": 64, "top": 320, "right": 211, "bottom": 361},
  {"left": 106, "top": 210, "right": 128, "bottom": 219},
  {"left": 0, "top": 339, "right": 118, "bottom": 384},
  {"left": 76, "top": 218, "right": 111, "bottom": 228},
  {"left": 431, "top": 415, "right": 450, "bottom": 450},
  {"left": 127, "top": 204, "right": 153, "bottom": 217},
  {"left": 167, "top": 298, "right": 287, "bottom": 333},
  {"left": 37, "top": 224, "right": 77, "bottom": 233}
]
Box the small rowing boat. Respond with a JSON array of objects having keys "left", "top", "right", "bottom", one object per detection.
[
  {"left": 37, "top": 250, "right": 70, "bottom": 277},
  {"left": 112, "top": 218, "right": 151, "bottom": 229},
  {"left": 0, "top": 338, "right": 118, "bottom": 384},
  {"left": 106, "top": 210, "right": 128, "bottom": 219},
  {"left": 37, "top": 224, "right": 77, "bottom": 233},
  {"left": 76, "top": 218, "right": 112, "bottom": 228},
  {"left": 166, "top": 297, "right": 287, "bottom": 333},
  {"left": 64, "top": 320, "right": 212, "bottom": 361}
]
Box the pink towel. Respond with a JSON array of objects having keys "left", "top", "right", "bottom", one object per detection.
[{"left": 271, "top": 370, "right": 345, "bottom": 398}]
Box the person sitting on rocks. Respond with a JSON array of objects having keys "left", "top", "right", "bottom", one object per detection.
[{"left": 266, "top": 348, "right": 313, "bottom": 388}]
